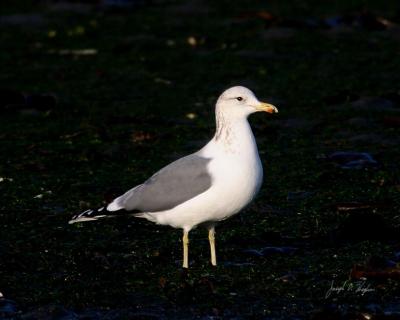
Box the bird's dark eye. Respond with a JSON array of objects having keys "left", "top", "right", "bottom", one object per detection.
[{"left": 236, "top": 97, "right": 243, "bottom": 101}]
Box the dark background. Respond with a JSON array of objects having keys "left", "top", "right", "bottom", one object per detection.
[{"left": 1, "top": 0, "right": 400, "bottom": 319}]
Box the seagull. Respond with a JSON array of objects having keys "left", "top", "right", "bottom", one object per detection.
[{"left": 69, "top": 86, "right": 278, "bottom": 268}]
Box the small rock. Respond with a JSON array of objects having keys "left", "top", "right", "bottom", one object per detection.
[
  {"left": 326, "top": 151, "right": 378, "bottom": 169},
  {"left": 0, "top": 297, "right": 17, "bottom": 317},
  {"left": 277, "top": 273, "right": 297, "bottom": 282}
]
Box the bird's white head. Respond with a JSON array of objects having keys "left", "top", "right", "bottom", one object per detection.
[{"left": 216, "top": 86, "right": 278, "bottom": 119}]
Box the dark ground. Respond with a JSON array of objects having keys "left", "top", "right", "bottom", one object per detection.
[{"left": 1, "top": 0, "right": 400, "bottom": 319}]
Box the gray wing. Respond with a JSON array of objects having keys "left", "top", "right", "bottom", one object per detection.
[{"left": 111, "top": 154, "right": 212, "bottom": 212}]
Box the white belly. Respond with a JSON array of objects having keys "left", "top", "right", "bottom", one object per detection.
[
  {"left": 206, "top": 154, "right": 263, "bottom": 219},
  {"left": 154, "top": 153, "right": 263, "bottom": 230}
]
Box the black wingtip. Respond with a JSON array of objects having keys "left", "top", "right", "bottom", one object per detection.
[{"left": 69, "top": 207, "right": 107, "bottom": 224}]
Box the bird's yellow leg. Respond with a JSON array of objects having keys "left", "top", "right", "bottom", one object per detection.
[
  {"left": 208, "top": 227, "right": 217, "bottom": 266},
  {"left": 182, "top": 230, "right": 189, "bottom": 268}
]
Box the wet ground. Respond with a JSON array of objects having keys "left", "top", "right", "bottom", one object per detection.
[{"left": 1, "top": 0, "right": 400, "bottom": 318}]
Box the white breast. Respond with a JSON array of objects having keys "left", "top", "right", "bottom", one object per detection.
[
  {"left": 205, "top": 151, "right": 263, "bottom": 220},
  {"left": 153, "top": 118, "right": 264, "bottom": 230},
  {"left": 205, "top": 123, "right": 263, "bottom": 219}
]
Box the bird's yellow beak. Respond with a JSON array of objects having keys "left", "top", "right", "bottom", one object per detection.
[{"left": 256, "top": 102, "right": 278, "bottom": 114}]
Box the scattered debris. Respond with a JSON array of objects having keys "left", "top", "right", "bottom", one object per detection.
[
  {"left": 33, "top": 190, "right": 52, "bottom": 199},
  {"left": 223, "top": 261, "right": 256, "bottom": 267},
  {"left": 47, "top": 48, "right": 98, "bottom": 56},
  {"left": 324, "top": 11, "right": 396, "bottom": 31},
  {"left": 131, "top": 131, "right": 154, "bottom": 144},
  {"left": 246, "top": 9, "right": 398, "bottom": 32},
  {"left": 332, "top": 201, "right": 392, "bottom": 212},
  {"left": 244, "top": 246, "right": 298, "bottom": 257}
]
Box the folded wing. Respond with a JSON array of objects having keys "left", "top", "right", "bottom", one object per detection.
[{"left": 107, "top": 154, "right": 212, "bottom": 213}]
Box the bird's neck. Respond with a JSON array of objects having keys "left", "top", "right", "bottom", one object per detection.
[{"left": 213, "top": 110, "right": 258, "bottom": 155}]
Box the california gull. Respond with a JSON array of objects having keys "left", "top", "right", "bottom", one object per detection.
[{"left": 69, "top": 86, "right": 278, "bottom": 268}]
